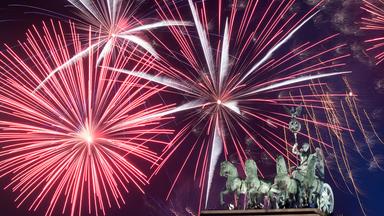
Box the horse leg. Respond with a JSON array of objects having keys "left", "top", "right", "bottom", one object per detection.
[
  {"left": 239, "top": 192, "right": 246, "bottom": 210},
  {"left": 309, "top": 188, "right": 316, "bottom": 208},
  {"left": 294, "top": 189, "right": 299, "bottom": 208},
  {"left": 234, "top": 193, "right": 238, "bottom": 209},
  {"left": 288, "top": 192, "right": 296, "bottom": 208},
  {"left": 298, "top": 186, "right": 305, "bottom": 207},
  {"left": 220, "top": 190, "right": 229, "bottom": 206},
  {"left": 247, "top": 191, "right": 254, "bottom": 208},
  {"left": 286, "top": 193, "right": 291, "bottom": 208},
  {"left": 268, "top": 187, "right": 279, "bottom": 209}
]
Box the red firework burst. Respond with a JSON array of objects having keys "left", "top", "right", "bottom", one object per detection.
[
  {"left": 0, "top": 21, "right": 173, "bottom": 216},
  {"left": 361, "top": 0, "right": 384, "bottom": 64}
]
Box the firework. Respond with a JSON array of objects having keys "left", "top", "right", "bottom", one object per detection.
[
  {"left": 361, "top": 0, "right": 384, "bottom": 64},
  {"left": 35, "top": 0, "right": 191, "bottom": 91},
  {"left": 0, "top": 21, "right": 173, "bottom": 216},
  {"left": 108, "top": 0, "right": 354, "bottom": 211}
]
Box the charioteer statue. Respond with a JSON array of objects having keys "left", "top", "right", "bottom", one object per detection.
[
  {"left": 219, "top": 106, "right": 334, "bottom": 215},
  {"left": 292, "top": 142, "right": 310, "bottom": 182}
]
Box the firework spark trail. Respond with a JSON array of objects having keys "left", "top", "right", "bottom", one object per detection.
[
  {"left": 106, "top": 0, "right": 359, "bottom": 211},
  {"left": 361, "top": 0, "right": 384, "bottom": 64},
  {"left": 364, "top": 110, "right": 384, "bottom": 146},
  {"left": 343, "top": 78, "right": 384, "bottom": 171},
  {"left": 0, "top": 21, "right": 174, "bottom": 216},
  {"left": 295, "top": 83, "right": 364, "bottom": 213},
  {"left": 34, "top": 0, "right": 191, "bottom": 91},
  {"left": 305, "top": 77, "right": 384, "bottom": 215},
  {"left": 314, "top": 82, "right": 357, "bottom": 193},
  {"left": 303, "top": 84, "right": 354, "bottom": 193}
]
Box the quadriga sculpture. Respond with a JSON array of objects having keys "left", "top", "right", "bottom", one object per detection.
[
  {"left": 218, "top": 106, "right": 334, "bottom": 214},
  {"left": 219, "top": 152, "right": 334, "bottom": 214}
]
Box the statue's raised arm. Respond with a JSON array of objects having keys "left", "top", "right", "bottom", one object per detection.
[{"left": 292, "top": 143, "right": 299, "bottom": 155}]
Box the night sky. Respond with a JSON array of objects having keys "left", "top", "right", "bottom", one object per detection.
[{"left": 1, "top": 0, "right": 384, "bottom": 216}]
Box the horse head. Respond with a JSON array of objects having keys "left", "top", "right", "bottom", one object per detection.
[
  {"left": 315, "top": 148, "right": 325, "bottom": 178},
  {"left": 276, "top": 155, "right": 288, "bottom": 176},
  {"left": 303, "top": 154, "right": 318, "bottom": 188},
  {"left": 220, "top": 161, "right": 238, "bottom": 178},
  {"left": 245, "top": 159, "right": 258, "bottom": 178}
]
